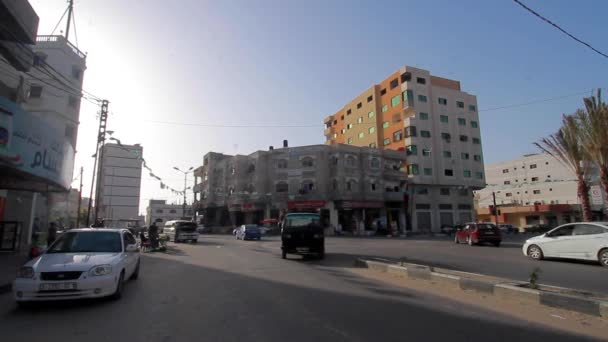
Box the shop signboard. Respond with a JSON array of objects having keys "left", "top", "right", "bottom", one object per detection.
[
  {"left": 0, "top": 96, "right": 74, "bottom": 190},
  {"left": 287, "top": 200, "right": 325, "bottom": 210}
]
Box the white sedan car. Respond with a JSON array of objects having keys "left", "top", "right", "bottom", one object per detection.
[
  {"left": 14, "top": 228, "right": 140, "bottom": 304},
  {"left": 522, "top": 222, "right": 608, "bottom": 266}
]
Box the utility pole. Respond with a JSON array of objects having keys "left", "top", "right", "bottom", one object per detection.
[
  {"left": 86, "top": 100, "right": 109, "bottom": 226},
  {"left": 173, "top": 166, "right": 193, "bottom": 220},
  {"left": 65, "top": 0, "right": 74, "bottom": 41},
  {"left": 76, "top": 166, "right": 83, "bottom": 227},
  {"left": 492, "top": 191, "right": 499, "bottom": 224}
]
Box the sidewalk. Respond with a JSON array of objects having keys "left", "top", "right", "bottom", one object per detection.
[{"left": 0, "top": 252, "right": 27, "bottom": 294}]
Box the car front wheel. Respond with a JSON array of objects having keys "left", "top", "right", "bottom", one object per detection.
[
  {"left": 130, "top": 260, "right": 140, "bottom": 280},
  {"left": 111, "top": 271, "right": 125, "bottom": 300},
  {"left": 527, "top": 245, "right": 544, "bottom": 260},
  {"left": 467, "top": 236, "right": 474, "bottom": 246},
  {"left": 599, "top": 249, "right": 608, "bottom": 267}
]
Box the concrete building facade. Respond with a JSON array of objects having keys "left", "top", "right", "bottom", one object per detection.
[
  {"left": 324, "top": 66, "right": 483, "bottom": 231},
  {"left": 475, "top": 153, "right": 606, "bottom": 228},
  {"left": 193, "top": 144, "right": 410, "bottom": 234},
  {"left": 97, "top": 143, "right": 143, "bottom": 227},
  {"left": 145, "top": 199, "right": 193, "bottom": 227}
]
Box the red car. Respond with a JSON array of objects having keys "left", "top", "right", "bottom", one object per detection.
[{"left": 454, "top": 222, "right": 502, "bottom": 247}]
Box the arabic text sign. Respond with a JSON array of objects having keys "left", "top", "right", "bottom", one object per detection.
[{"left": 0, "top": 96, "right": 74, "bottom": 190}]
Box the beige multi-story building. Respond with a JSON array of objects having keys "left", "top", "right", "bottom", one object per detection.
[{"left": 324, "top": 66, "right": 484, "bottom": 231}]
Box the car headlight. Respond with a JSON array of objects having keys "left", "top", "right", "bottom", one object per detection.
[
  {"left": 89, "top": 265, "right": 112, "bottom": 276},
  {"left": 16, "top": 266, "right": 34, "bottom": 279}
]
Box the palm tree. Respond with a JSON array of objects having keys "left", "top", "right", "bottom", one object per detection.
[
  {"left": 535, "top": 115, "right": 592, "bottom": 221},
  {"left": 576, "top": 89, "right": 608, "bottom": 207}
]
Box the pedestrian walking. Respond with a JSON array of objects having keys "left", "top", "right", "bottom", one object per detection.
[{"left": 47, "top": 222, "right": 57, "bottom": 246}]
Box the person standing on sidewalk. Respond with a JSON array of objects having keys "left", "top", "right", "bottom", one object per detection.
[{"left": 47, "top": 222, "right": 57, "bottom": 247}]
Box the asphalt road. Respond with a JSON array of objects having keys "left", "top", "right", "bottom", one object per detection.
[{"left": 0, "top": 235, "right": 601, "bottom": 341}]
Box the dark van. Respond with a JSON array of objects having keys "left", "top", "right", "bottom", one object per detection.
[{"left": 281, "top": 213, "right": 325, "bottom": 259}]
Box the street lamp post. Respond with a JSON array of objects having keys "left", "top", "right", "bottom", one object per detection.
[{"left": 174, "top": 166, "right": 194, "bottom": 220}]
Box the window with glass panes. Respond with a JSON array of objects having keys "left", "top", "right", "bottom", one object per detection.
[
  {"left": 419, "top": 112, "right": 429, "bottom": 120},
  {"left": 406, "top": 145, "right": 417, "bottom": 155},
  {"left": 383, "top": 138, "right": 390, "bottom": 146},
  {"left": 393, "top": 130, "right": 403, "bottom": 142},
  {"left": 474, "top": 154, "right": 482, "bottom": 161},
  {"left": 440, "top": 115, "right": 448, "bottom": 123},
  {"left": 408, "top": 164, "right": 419, "bottom": 175},
  {"left": 383, "top": 121, "right": 390, "bottom": 128},
  {"left": 391, "top": 95, "right": 401, "bottom": 107},
  {"left": 418, "top": 95, "right": 427, "bottom": 102},
  {"left": 423, "top": 168, "right": 432, "bottom": 175},
  {"left": 457, "top": 101, "right": 464, "bottom": 108},
  {"left": 358, "top": 132, "right": 365, "bottom": 139},
  {"left": 420, "top": 130, "right": 431, "bottom": 138},
  {"left": 458, "top": 118, "right": 466, "bottom": 126},
  {"left": 471, "top": 121, "right": 478, "bottom": 128},
  {"left": 443, "top": 150, "right": 452, "bottom": 158},
  {"left": 369, "top": 127, "right": 375, "bottom": 134},
  {"left": 461, "top": 153, "right": 469, "bottom": 160},
  {"left": 472, "top": 137, "right": 481, "bottom": 144},
  {"left": 382, "top": 105, "right": 388, "bottom": 112},
  {"left": 463, "top": 170, "right": 471, "bottom": 178},
  {"left": 368, "top": 111, "right": 375, "bottom": 118},
  {"left": 422, "top": 149, "right": 431, "bottom": 156}
]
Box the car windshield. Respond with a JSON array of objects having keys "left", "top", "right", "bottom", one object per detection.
[
  {"left": 47, "top": 231, "right": 123, "bottom": 253},
  {"left": 176, "top": 223, "right": 197, "bottom": 232},
  {"left": 477, "top": 224, "right": 497, "bottom": 230},
  {"left": 284, "top": 214, "right": 321, "bottom": 228}
]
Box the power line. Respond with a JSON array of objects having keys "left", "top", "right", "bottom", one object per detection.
[
  {"left": 513, "top": 0, "right": 608, "bottom": 60},
  {"left": 479, "top": 90, "right": 596, "bottom": 112}
]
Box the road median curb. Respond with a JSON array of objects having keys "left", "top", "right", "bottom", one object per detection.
[{"left": 355, "top": 258, "right": 608, "bottom": 319}]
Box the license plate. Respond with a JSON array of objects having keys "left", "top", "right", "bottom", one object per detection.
[
  {"left": 296, "top": 247, "right": 309, "bottom": 252},
  {"left": 39, "top": 282, "right": 77, "bottom": 291}
]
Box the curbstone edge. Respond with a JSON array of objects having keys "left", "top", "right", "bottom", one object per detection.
[
  {"left": 429, "top": 272, "right": 460, "bottom": 288},
  {"left": 494, "top": 283, "right": 540, "bottom": 305},
  {"left": 459, "top": 277, "right": 495, "bottom": 294},
  {"left": 540, "top": 292, "right": 601, "bottom": 317}
]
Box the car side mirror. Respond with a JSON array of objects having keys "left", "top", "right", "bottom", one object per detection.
[{"left": 126, "top": 244, "right": 138, "bottom": 252}]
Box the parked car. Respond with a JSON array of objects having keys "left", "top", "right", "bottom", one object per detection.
[
  {"left": 523, "top": 222, "right": 608, "bottom": 267},
  {"left": 454, "top": 222, "right": 502, "bottom": 247},
  {"left": 498, "top": 224, "right": 519, "bottom": 234},
  {"left": 13, "top": 228, "right": 140, "bottom": 305},
  {"left": 236, "top": 224, "right": 262, "bottom": 240}
]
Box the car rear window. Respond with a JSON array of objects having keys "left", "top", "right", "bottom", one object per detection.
[
  {"left": 477, "top": 224, "right": 497, "bottom": 231},
  {"left": 176, "top": 223, "right": 197, "bottom": 232}
]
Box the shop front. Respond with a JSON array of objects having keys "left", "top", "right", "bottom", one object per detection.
[{"left": 335, "top": 200, "right": 385, "bottom": 235}]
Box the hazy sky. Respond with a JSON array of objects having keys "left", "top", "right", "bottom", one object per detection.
[{"left": 29, "top": 0, "right": 608, "bottom": 215}]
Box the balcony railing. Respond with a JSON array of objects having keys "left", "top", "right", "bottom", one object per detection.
[{"left": 36, "top": 35, "right": 86, "bottom": 59}]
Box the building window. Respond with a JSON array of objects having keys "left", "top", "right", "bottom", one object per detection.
[
  {"left": 420, "top": 130, "right": 431, "bottom": 138},
  {"left": 456, "top": 101, "right": 464, "bottom": 108},
  {"left": 458, "top": 189, "right": 468, "bottom": 197},
  {"left": 368, "top": 111, "right": 375, "bottom": 118},
  {"left": 443, "top": 150, "right": 452, "bottom": 158},
  {"left": 341, "top": 129, "right": 346, "bottom": 134},
  {"left": 330, "top": 156, "right": 338, "bottom": 165},
  {"left": 347, "top": 109, "right": 352, "bottom": 115},
  {"left": 403, "top": 89, "right": 414, "bottom": 107},
  {"left": 369, "top": 127, "right": 375, "bottom": 134},
  {"left": 416, "top": 187, "right": 429, "bottom": 195},
  {"left": 473, "top": 154, "right": 482, "bottom": 162},
  {"left": 155, "top": 209, "right": 163, "bottom": 214},
  {"left": 406, "top": 145, "right": 418, "bottom": 156},
  {"left": 463, "top": 170, "right": 471, "bottom": 178},
  {"left": 33, "top": 53, "right": 47, "bottom": 66},
  {"left": 423, "top": 168, "right": 432, "bottom": 176},
  {"left": 169, "top": 209, "right": 177, "bottom": 214},
  {"left": 358, "top": 132, "right": 365, "bottom": 139},
  {"left": 357, "top": 116, "right": 363, "bottom": 124},
  {"left": 530, "top": 164, "right": 537, "bottom": 169},
  {"left": 407, "top": 164, "right": 419, "bottom": 175},
  {"left": 419, "top": 112, "right": 429, "bottom": 120},
  {"left": 370, "top": 158, "right": 380, "bottom": 168},
  {"left": 405, "top": 126, "right": 417, "bottom": 137},
  {"left": 391, "top": 94, "right": 401, "bottom": 107},
  {"left": 341, "top": 115, "right": 344, "bottom": 120},
  {"left": 346, "top": 179, "right": 357, "bottom": 191},
  {"left": 380, "top": 88, "right": 387, "bottom": 96},
  {"left": 65, "top": 125, "right": 75, "bottom": 146},
  {"left": 444, "top": 169, "right": 454, "bottom": 176},
  {"left": 440, "top": 115, "right": 449, "bottom": 123},
  {"left": 301, "top": 157, "right": 314, "bottom": 167},
  {"left": 471, "top": 121, "right": 478, "bottom": 128},
  {"left": 439, "top": 204, "right": 453, "bottom": 210},
  {"left": 301, "top": 180, "right": 315, "bottom": 192},
  {"left": 29, "top": 85, "right": 42, "bottom": 98},
  {"left": 346, "top": 156, "right": 357, "bottom": 167},
  {"left": 370, "top": 182, "right": 377, "bottom": 191},
  {"left": 441, "top": 133, "right": 451, "bottom": 142},
  {"left": 504, "top": 181, "right": 511, "bottom": 185},
  {"left": 416, "top": 77, "right": 426, "bottom": 85},
  {"left": 382, "top": 105, "right": 388, "bottom": 112},
  {"left": 347, "top": 123, "right": 353, "bottom": 129},
  {"left": 461, "top": 153, "right": 469, "bottom": 160},
  {"left": 472, "top": 137, "right": 481, "bottom": 144},
  {"left": 502, "top": 169, "right": 509, "bottom": 173},
  {"left": 276, "top": 182, "right": 288, "bottom": 192},
  {"left": 393, "top": 130, "right": 403, "bottom": 142},
  {"left": 459, "top": 135, "right": 468, "bottom": 142},
  {"left": 401, "top": 72, "right": 412, "bottom": 82},
  {"left": 418, "top": 95, "right": 427, "bottom": 103},
  {"left": 531, "top": 177, "right": 539, "bottom": 182},
  {"left": 357, "top": 102, "right": 362, "bottom": 109},
  {"left": 416, "top": 204, "right": 431, "bottom": 210},
  {"left": 277, "top": 159, "right": 288, "bottom": 168},
  {"left": 469, "top": 105, "right": 476, "bottom": 112},
  {"left": 367, "top": 95, "right": 373, "bottom": 102},
  {"left": 347, "top": 137, "right": 353, "bottom": 144},
  {"left": 383, "top": 138, "right": 390, "bottom": 146},
  {"left": 422, "top": 149, "right": 431, "bottom": 157},
  {"left": 438, "top": 97, "right": 447, "bottom": 105},
  {"left": 458, "top": 118, "right": 466, "bottom": 126},
  {"left": 369, "top": 143, "right": 377, "bottom": 148},
  {"left": 71, "top": 67, "right": 82, "bottom": 80},
  {"left": 533, "top": 190, "right": 541, "bottom": 194},
  {"left": 505, "top": 193, "right": 512, "bottom": 197},
  {"left": 390, "top": 78, "right": 398, "bottom": 89},
  {"left": 332, "top": 133, "right": 337, "bottom": 139},
  {"left": 475, "top": 172, "right": 484, "bottom": 179},
  {"left": 440, "top": 188, "right": 450, "bottom": 196}
]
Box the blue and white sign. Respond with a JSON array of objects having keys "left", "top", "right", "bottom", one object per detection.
[{"left": 0, "top": 96, "right": 74, "bottom": 190}]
